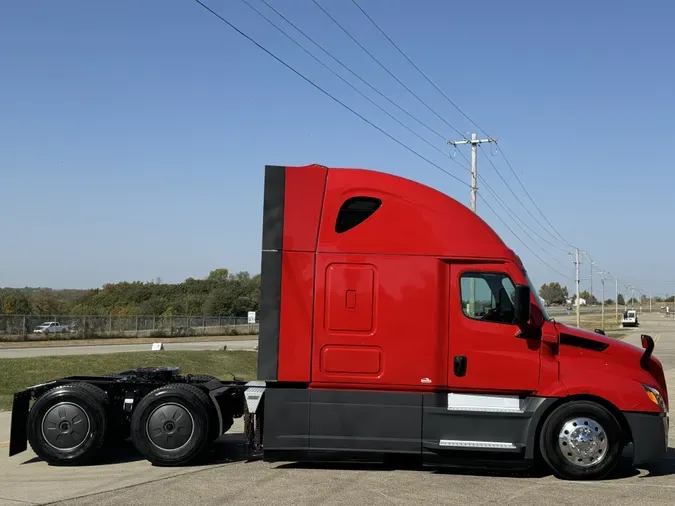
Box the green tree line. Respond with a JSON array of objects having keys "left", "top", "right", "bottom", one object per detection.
[
  {"left": 539, "top": 281, "right": 673, "bottom": 307},
  {"left": 0, "top": 269, "right": 260, "bottom": 317}
]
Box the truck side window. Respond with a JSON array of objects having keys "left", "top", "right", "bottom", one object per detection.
[
  {"left": 460, "top": 272, "right": 517, "bottom": 324},
  {"left": 335, "top": 197, "right": 382, "bottom": 233}
]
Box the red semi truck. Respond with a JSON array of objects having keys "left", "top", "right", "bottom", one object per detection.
[{"left": 9, "top": 164, "right": 669, "bottom": 480}]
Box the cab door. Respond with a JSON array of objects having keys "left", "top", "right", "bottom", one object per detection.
[{"left": 447, "top": 263, "right": 541, "bottom": 393}]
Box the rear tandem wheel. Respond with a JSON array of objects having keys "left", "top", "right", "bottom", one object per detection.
[
  {"left": 130, "top": 383, "right": 217, "bottom": 466},
  {"left": 27, "top": 382, "right": 109, "bottom": 466}
]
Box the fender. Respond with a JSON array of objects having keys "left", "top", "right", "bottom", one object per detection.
[{"left": 558, "top": 360, "right": 661, "bottom": 413}]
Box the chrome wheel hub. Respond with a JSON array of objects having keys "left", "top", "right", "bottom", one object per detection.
[{"left": 558, "top": 417, "right": 608, "bottom": 467}]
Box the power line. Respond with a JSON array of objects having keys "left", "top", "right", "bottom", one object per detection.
[
  {"left": 349, "top": 0, "right": 488, "bottom": 136},
  {"left": 311, "top": 0, "right": 578, "bottom": 257},
  {"left": 478, "top": 145, "right": 573, "bottom": 250},
  {"left": 237, "top": 0, "right": 470, "bottom": 176},
  {"left": 494, "top": 142, "right": 576, "bottom": 248},
  {"left": 347, "top": 0, "right": 577, "bottom": 251},
  {"left": 190, "top": 0, "right": 470, "bottom": 187},
  {"left": 445, "top": 132, "right": 572, "bottom": 268},
  {"left": 311, "top": 0, "right": 465, "bottom": 138},
  {"left": 478, "top": 178, "right": 572, "bottom": 270},
  {"left": 194, "top": 0, "right": 601, "bottom": 288},
  {"left": 257, "top": 0, "right": 449, "bottom": 144},
  {"left": 478, "top": 195, "right": 573, "bottom": 281}
]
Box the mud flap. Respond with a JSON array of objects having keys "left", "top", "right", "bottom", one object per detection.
[
  {"left": 9, "top": 390, "right": 30, "bottom": 457},
  {"left": 244, "top": 381, "right": 265, "bottom": 450}
]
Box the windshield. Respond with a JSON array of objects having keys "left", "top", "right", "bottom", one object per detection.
[{"left": 524, "top": 270, "right": 551, "bottom": 321}]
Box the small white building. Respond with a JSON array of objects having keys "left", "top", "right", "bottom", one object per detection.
[{"left": 566, "top": 298, "right": 587, "bottom": 306}]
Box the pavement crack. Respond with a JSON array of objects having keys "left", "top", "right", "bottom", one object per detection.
[{"left": 0, "top": 496, "right": 38, "bottom": 505}]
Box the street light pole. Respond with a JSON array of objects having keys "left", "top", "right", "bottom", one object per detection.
[
  {"left": 598, "top": 270, "right": 607, "bottom": 330},
  {"left": 615, "top": 278, "right": 619, "bottom": 323},
  {"left": 624, "top": 284, "right": 633, "bottom": 310}
]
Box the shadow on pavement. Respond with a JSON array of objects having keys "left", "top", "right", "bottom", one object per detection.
[
  {"left": 275, "top": 459, "right": 645, "bottom": 481},
  {"left": 17, "top": 433, "right": 673, "bottom": 481},
  {"left": 20, "top": 439, "right": 144, "bottom": 466},
  {"left": 19, "top": 433, "right": 257, "bottom": 467},
  {"left": 636, "top": 447, "right": 675, "bottom": 478},
  {"left": 199, "top": 434, "right": 262, "bottom": 466},
  {"left": 269, "top": 435, "right": 671, "bottom": 480},
  {"left": 275, "top": 453, "right": 543, "bottom": 478}
]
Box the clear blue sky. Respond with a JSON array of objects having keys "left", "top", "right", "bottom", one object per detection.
[{"left": 1, "top": 0, "right": 673, "bottom": 299}]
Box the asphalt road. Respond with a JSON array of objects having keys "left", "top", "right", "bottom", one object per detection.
[
  {"left": 1, "top": 313, "right": 673, "bottom": 505},
  {"left": 0, "top": 339, "right": 258, "bottom": 359}
]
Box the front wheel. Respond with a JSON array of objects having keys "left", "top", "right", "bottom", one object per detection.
[{"left": 539, "top": 401, "right": 625, "bottom": 480}]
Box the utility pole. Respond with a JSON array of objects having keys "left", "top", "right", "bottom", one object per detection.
[
  {"left": 448, "top": 133, "right": 497, "bottom": 212},
  {"left": 598, "top": 270, "right": 607, "bottom": 330},
  {"left": 589, "top": 258, "right": 595, "bottom": 301},
  {"left": 448, "top": 134, "right": 496, "bottom": 317},
  {"left": 624, "top": 284, "right": 632, "bottom": 310},
  {"left": 624, "top": 284, "right": 636, "bottom": 309},
  {"left": 569, "top": 249, "right": 581, "bottom": 327},
  {"left": 615, "top": 278, "right": 619, "bottom": 323}
]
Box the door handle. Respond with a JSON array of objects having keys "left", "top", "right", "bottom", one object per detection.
[{"left": 453, "top": 355, "right": 467, "bottom": 377}]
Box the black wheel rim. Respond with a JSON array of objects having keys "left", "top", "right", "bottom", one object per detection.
[
  {"left": 146, "top": 403, "right": 194, "bottom": 451},
  {"left": 41, "top": 402, "right": 91, "bottom": 451}
]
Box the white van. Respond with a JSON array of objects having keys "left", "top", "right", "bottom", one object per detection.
[{"left": 621, "top": 309, "right": 638, "bottom": 327}]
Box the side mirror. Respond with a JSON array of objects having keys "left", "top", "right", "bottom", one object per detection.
[
  {"left": 514, "top": 284, "right": 530, "bottom": 326},
  {"left": 530, "top": 303, "right": 545, "bottom": 329}
]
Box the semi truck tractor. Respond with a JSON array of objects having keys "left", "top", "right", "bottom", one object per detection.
[{"left": 8, "top": 164, "right": 669, "bottom": 480}]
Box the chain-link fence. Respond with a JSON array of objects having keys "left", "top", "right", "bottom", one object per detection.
[{"left": 0, "top": 315, "right": 259, "bottom": 341}]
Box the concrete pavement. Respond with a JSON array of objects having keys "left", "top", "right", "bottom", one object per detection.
[
  {"left": 0, "top": 414, "right": 249, "bottom": 505},
  {"left": 1, "top": 313, "right": 673, "bottom": 505},
  {"left": 0, "top": 339, "right": 258, "bottom": 359}
]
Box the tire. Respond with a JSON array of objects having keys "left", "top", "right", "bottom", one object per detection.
[
  {"left": 27, "top": 383, "right": 108, "bottom": 466},
  {"left": 130, "top": 383, "right": 215, "bottom": 466},
  {"left": 186, "top": 375, "right": 225, "bottom": 440},
  {"left": 185, "top": 376, "right": 232, "bottom": 440},
  {"left": 539, "top": 400, "right": 624, "bottom": 480}
]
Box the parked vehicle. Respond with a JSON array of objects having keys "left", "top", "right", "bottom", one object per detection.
[
  {"left": 622, "top": 310, "right": 639, "bottom": 327},
  {"left": 33, "top": 322, "right": 69, "bottom": 334},
  {"left": 9, "top": 164, "right": 669, "bottom": 480}
]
